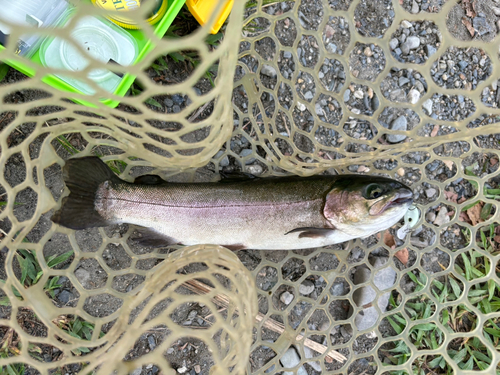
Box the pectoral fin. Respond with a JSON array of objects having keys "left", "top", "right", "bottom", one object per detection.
[
  {"left": 285, "top": 227, "right": 336, "bottom": 239},
  {"left": 134, "top": 175, "right": 167, "bottom": 185}
]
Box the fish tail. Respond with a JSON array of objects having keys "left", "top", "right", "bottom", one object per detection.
[{"left": 51, "top": 156, "right": 122, "bottom": 230}]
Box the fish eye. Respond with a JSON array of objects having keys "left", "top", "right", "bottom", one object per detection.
[{"left": 364, "top": 184, "right": 383, "bottom": 199}]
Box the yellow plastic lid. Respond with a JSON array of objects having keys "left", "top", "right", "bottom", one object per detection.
[
  {"left": 92, "top": 0, "right": 168, "bottom": 30},
  {"left": 186, "top": 0, "right": 233, "bottom": 34}
]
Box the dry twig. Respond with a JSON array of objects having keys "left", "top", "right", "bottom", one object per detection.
[{"left": 183, "top": 279, "right": 347, "bottom": 363}]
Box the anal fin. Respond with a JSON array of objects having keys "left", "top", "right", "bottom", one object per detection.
[
  {"left": 285, "top": 227, "right": 336, "bottom": 239},
  {"left": 224, "top": 244, "right": 246, "bottom": 251},
  {"left": 131, "top": 227, "right": 178, "bottom": 247}
]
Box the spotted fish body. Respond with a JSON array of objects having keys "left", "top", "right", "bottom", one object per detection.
[{"left": 52, "top": 157, "right": 414, "bottom": 250}]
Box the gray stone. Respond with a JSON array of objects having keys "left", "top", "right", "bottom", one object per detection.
[
  {"left": 303, "top": 346, "right": 322, "bottom": 372},
  {"left": 172, "top": 94, "right": 184, "bottom": 105},
  {"left": 399, "top": 77, "right": 410, "bottom": 86},
  {"left": 327, "top": 43, "right": 337, "bottom": 54},
  {"left": 473, "top": 16, "right": 494, "bottom": 36},
  {"left": 387, "top": 116, "right": 407, "bottom": 143},
  {"left": 352, "top": 257, "right": 395, "bottom": 331},
  {"left": 406, "top": 36, "right": 420, "bottom": 50},
  {"left": 425, "top": 188, "right": 437, "bottom": 198},
  {"left": 401, "top": 20, "right": 412, "bottom": 29},
  {"left": 389, "top": 38, "right": 399, "bottom": 50},
  {"left": 280, "top": 347, "right": 307, "bottom": 375},
  {"left": 414, "top": 80, "right": 425, "bottom": 92},
  {"left": 283, "top": 51, "right": 292, "bottom": 59},
  {"left": 343, "top": 90, "right": 351, "bottom": 102},
  {"left": 296, "top": 101, "right": 306, "bottom": 111},
  {"left": 75, "top": 268, "right": 91, "bottom": 288},
  {"left": 373, "top": 261, "right": 396, "bottom": 292},
  {"left": 299, "top": 280, "right": 315, "bottom": 295},
  {"left": 411, "top": 0, "right": 419, "bottom": 13},
  {"left": 132, "top": 368, "right": 143, "bottom": 375},
  {"left": 407, "top": 89, "right": 420, "bottom": 104},
  {"left": 389, "top": 88, "right": 404, "bottom": 101},
  {"left": 426, "top": 44, "right": 437, "bottom": 57},
  {"left": 172, "top": 105, "right": 181, "bottom": 113},
  {"left": 458, "top": 61, "right": 468, "bottom": 70},
  {"left": 315, "top": 103, "right": 323, "bottom": 115},
  {"left": 239, "top": 149, "right": 256, "bottom": 165},
  {"left": 220, "top": 156, "right": 229, "bottom": 167},
  {"left": 330, "top": 282, "right": 345, "bottom": 296},
  {"left": 280, "top": 291, "right": 294, "bottom": 305},
  {"left": 422, "top": 98, "right": 433, "bottom": 115},
  {"left": 246, "top": 164, "right": 263, "bottom": 175},
  {"left": 164, "top": 98, "right": 173, "bottom": 107},
  {"left": 304, "top": 91, "right": 314, "bottom": 100},
  {"left": 58, "top": 290, "right": 74, "bottom": 304},
  {"left": 261, "top": 65, "right": 277, "bottom": 78},
  {"left": 434, "top": 206, "right": 450, "bottom": 226},
  {"left": 401, "top": 42, "right": 410, "bottom": 55},
  {"left": 148, "top": 335, "right": 156, "bottom": 350}
]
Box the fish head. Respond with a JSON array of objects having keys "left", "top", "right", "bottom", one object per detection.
[{"left": 324, "top": 175, "right": 413, "bottom": 237}]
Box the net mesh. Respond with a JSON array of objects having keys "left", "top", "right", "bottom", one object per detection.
[{"left": 1, "top": 0, "right": 500, "bottom": 373}]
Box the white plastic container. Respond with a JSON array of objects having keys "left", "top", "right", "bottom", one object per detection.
[
  {"left": 39, "top": 13, "right": 138, "bottom": 95},
  {"left": 0, "top": 0, "right": 69, "bottom": 57}
]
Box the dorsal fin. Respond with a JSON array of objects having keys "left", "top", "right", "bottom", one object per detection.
[{"left": 134, "top": 175, "right": 167, "bottom": 185}]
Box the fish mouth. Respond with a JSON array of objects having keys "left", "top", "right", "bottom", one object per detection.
[
  {"left": 369, "top": 188, "right": 413, "bottom": 216},
  {"left": 389, "top": 189, "right": 414, "bottom": 207}
]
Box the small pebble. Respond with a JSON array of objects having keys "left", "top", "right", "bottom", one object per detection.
[
  {"left": 401, "top": 20, "right": 412, "bottom": 28},
  {"left": 172, "top": 94, "right": 184, "bottom": 105},
  {"left": 407, "top": 89, "right": 420, "bottom": 104},
  {"left": 280, "top": 347, "right": 307, "bottom": 375},
  {"left": 194, "top": 365, "right": 201, "bottom": 374},
  {"left": 411, "top": 0, "right": 419, "bottom": 13},
  {"left": 178, "top": 366, "right": 188, "bottom": 374},
  {"left": 387, "top": 116, "right": 407, "bottom": 143},
  {"left": 422, "top": 99, "right": 433, "bottom": 115},
  {"left": 433, "top": 206, "right": 450, "bottom": 226},
  {"left": 353, "top": 90, "right": 364, "bottom": 99},
  {"left": 261, "top": 65, "right": 277, "bottom": 78},
  {"left": 425, "top": 188, "right": 437, "bottom": 198},
  {"left": 148, "top": 335, "right": 156, "bottom": 350},
  {"left": 389, "top": 38, "right": 399, "bottom": 50},
  {"left": 397, "top": 168, "right": 405, "bottom": 177},
  {"left": 297, "top": 102, "right": 306, "bottom": 111},
  {"left": 426, "top": 44, "right": 437, "bottom": 57},
  {"left": 246, "top": 164, "right": 263, "bottom": 175},
  {"left": 426, "top": 211, "right": 436, "bottom": 223},
  {"left": 299, "top": 280, "right": 315, "bottom": 295},
  {"left": 280, "top": 291, "right": 294, "bottom": 305},
  {"left": 405, "top": 36, "right": 420, "bottom": 50}
]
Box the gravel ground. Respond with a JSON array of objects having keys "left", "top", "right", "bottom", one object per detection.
[{"left": 2, "top": 0, "right": 500, "bottom": 374}]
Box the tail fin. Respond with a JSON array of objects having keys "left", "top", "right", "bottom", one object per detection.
[{"left": 51, "top": 156, "right": 122, "bottom": 230}]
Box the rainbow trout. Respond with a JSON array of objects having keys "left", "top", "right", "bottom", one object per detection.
[{"left": 51, "top": 157, "right": 413, "bottom": 250}]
